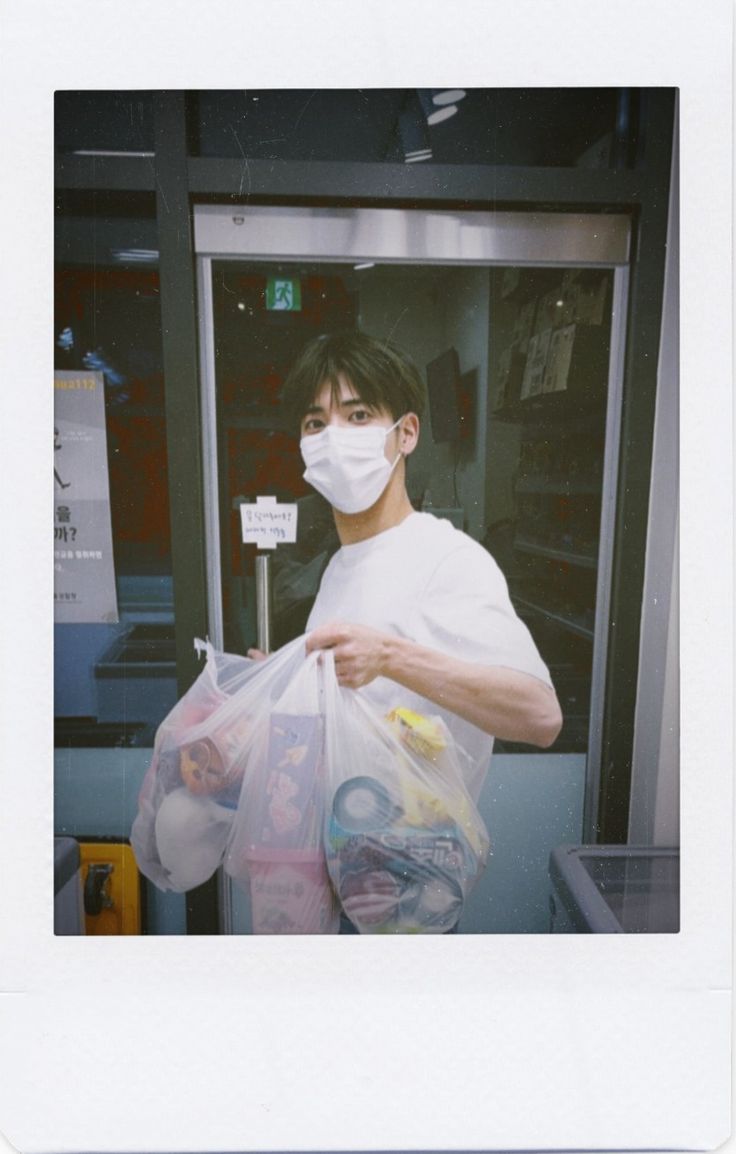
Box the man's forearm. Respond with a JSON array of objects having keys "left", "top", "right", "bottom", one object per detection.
[{"left": 381, "top": 634, "right": 562, "bottom": 747}]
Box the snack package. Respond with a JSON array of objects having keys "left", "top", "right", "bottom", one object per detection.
[
  {"left": 224, "top": 651, "right": 340, "bottom": 935},
  {"left": 131, "top": 635, "right": 310, "bottom": 893},
  {"left": 322, "top": 654, "right": 490, "bottom": 934}
]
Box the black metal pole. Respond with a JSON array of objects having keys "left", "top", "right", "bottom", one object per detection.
[{"left": 153, "top": 91, "right": 219, "bottom": 934}]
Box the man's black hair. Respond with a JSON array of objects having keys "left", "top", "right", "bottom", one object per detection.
[{"left": 281, "top": 331, "right": 427, "bottom": 432}]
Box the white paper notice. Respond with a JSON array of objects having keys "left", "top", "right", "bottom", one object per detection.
[
  {"left": 240, "top": 495, "right": 298, "bottom": 549},
  {"left": 53, "top": 370, "right": 118, "bottom": 623}
]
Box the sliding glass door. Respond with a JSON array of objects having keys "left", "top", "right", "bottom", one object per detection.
[{"left": 194, "top": 205, "right": 631, "bottom": 930}]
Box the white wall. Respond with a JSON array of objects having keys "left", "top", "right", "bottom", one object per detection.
[
  {"left": 654, "top": 520, "right": 679, "bottom": 845},
  {"left": 628, "top": 114, "right": 680, "bottom": 847}
]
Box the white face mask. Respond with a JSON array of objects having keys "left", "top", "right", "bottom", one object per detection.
[{"left": 300, "top": 417, "right": 404, "bottom": 514}]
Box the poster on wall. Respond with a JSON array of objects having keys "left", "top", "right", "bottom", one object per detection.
[{"left": 54, "top": 370, "right": 119, "bottom": 623}]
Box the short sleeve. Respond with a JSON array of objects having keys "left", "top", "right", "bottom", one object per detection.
[{"left": 414, "top": 541, "right": 553, "bottom": 687}]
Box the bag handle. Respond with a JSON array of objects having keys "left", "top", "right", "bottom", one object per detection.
[{"left": 194, "top": 637, "right": 214, "bottom": 661}]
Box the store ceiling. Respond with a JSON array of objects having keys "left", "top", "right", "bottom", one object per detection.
[{"left": 55, "top": 88, "right": 620, "bottom": 167}]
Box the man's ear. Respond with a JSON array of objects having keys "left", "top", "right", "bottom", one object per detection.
[{"left": 399, "top": 412, "right": 420, "bottom": 456}]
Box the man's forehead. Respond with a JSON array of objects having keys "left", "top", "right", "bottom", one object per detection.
[{"left": 308, "top": 376, "right": 365, "bottom": 410}]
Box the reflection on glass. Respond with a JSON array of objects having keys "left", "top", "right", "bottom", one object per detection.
[
  {"left": 54, "top": 240, "right": 176, "bottom": 748},
  {"left": 55, "top": 91, "right": 155, "bottom": 155},
  {"left": 488, "top": 266, "right": 613, "bottom": 754},
  {"left": 192, "top": 89, "right": 626, "bottom": 168}
]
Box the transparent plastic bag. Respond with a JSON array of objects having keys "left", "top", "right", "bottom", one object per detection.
[
  {"left": 321, "top": 651, "right": 490, "bottom": 934},
  {"left": 131, "top": 634, "right": 309, "bottom": 893},
  {"left": 224, "top": 651, "right": 340, "bottom": 935},
  {"left": 132, "top": 633, "right": 488, "bottom": 933}
]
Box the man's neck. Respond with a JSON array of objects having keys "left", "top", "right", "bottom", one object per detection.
[{"left": 333, "top": 478, "right": 414, "bottom": 546}]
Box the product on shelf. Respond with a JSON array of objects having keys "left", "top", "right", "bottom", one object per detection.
[{"left": 521, "top": 329, "right": 552, "bottom": 400}]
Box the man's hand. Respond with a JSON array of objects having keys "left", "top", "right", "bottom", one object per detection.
[
  {"left": 247, "top": 648, "right": 268, "bottom": 661},
  {"left": 305, "top": 621, "right": 390, "bottom": 688}
]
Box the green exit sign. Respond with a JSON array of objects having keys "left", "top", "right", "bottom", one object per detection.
[{"left": 266, "top": 278, "right": 302, "bottom": 311}]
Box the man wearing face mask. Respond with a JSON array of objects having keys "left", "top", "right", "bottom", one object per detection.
[{"left": 273, "top": 332, "right": 562, "bottom": 926}]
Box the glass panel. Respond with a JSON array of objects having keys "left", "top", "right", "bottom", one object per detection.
[
  {"left": 192, "top": 89, "right": 629, "bottom": 168},
  {"left": 487, "top": 266, "right": 614, "bottom": 754},
  {"left": 53, "top": 88, "right": 640, "bottom": 168},
  {"left": 209, "top": 258, "right": 615, "bottom": 757},
  {"left": 55, "top": 91, "right": 155, "bottom": 154},
  {"left": 54, "top": 197, "right": 176, "bottom": 750}
]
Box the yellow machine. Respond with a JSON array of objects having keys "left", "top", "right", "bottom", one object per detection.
[{"left": 79, "top": 842, "right": 142, "bottom": 935}]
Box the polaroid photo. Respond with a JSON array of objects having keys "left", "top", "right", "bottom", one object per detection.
[{"left": 0, "top": 1, "right": 733, "bottom": 1151}]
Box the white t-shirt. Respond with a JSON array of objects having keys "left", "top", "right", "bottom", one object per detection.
[{"left": 306, "top": 511, "right": 552, "bottom": 800}]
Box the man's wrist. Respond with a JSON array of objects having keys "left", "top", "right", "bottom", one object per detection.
[{"left": 380, "top": 632, "right": 416, "bottom": 685}]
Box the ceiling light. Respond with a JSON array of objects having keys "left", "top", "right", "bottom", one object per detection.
[
  {"left": 111, "top": 248, "right": 159, "bottom": 263},
  {"left": 431, "top": 89, "right": 467, "bottom": 107},
  {"left": 353, "top": 262, "right": 376, "bottom": 271},
  {"left": 73, "top": 149, "right": 155, "bottom": 158}
]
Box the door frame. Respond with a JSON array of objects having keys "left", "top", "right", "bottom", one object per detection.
[{"left": 194, "top": 204, "right": 632, "bottom": 874}]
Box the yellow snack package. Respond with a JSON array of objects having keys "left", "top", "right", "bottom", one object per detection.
[
  {"left": 386, "top": 707, "right": 447, "bottom": 761},
  {"left": 385, "top": 706, "right": 486, "bottom": 855}
]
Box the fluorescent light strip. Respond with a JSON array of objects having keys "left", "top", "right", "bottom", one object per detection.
[
  {"left": 111, "top": 249, "right": 159, "bottom": 263},
  {"left": 72, "top": 149, "right": 155, "bottom": 158}
]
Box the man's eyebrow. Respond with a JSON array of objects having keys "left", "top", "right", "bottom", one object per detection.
[{"left": 303, "top": 396, "right": 371, "bottom": 416}]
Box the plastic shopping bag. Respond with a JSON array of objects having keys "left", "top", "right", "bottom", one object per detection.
[
  {"left": 131, "top": 635, "right": 309, "bottom": 894},
  {"left": 224, "top": 651, "right": 340, "bottom": 935},
  {"left": 321, "top": 651, "right": 490, "bottom": 934}
]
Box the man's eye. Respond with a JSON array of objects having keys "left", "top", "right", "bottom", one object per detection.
[
  {"left": 302, "top": 418, "right": 324, "bottom": 434},
  {"left": 350, "top": 409, "right": 372, "bottom": 423}
]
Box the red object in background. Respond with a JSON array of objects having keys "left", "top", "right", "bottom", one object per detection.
[
  {"left": 221, "top": 368, "right": 283, "bottom": 410},
  {"left": 554, "top": 495, "right": 571, "bottom": 526},
  {"left": 56, "top": 265, "right": 172, "bottom": 567},
  {"left": 107, "top": 400, "right": 171, "bottom": 561},
  {"left": 299, "top": 274, "right": 354, "bottom": 326},
  {"left": 458, "top": 378, "right": 473, "bottom": 440}
]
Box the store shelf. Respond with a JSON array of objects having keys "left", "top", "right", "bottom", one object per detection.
[
  {"left": 493, "top": 389, "right": 605, "bottom": 426},
  {"left": 514, "top": 537, "right": 598, "bottom": 569},
  {"left": 514, "top": 595, "right": 595, "bottom": 641}
]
